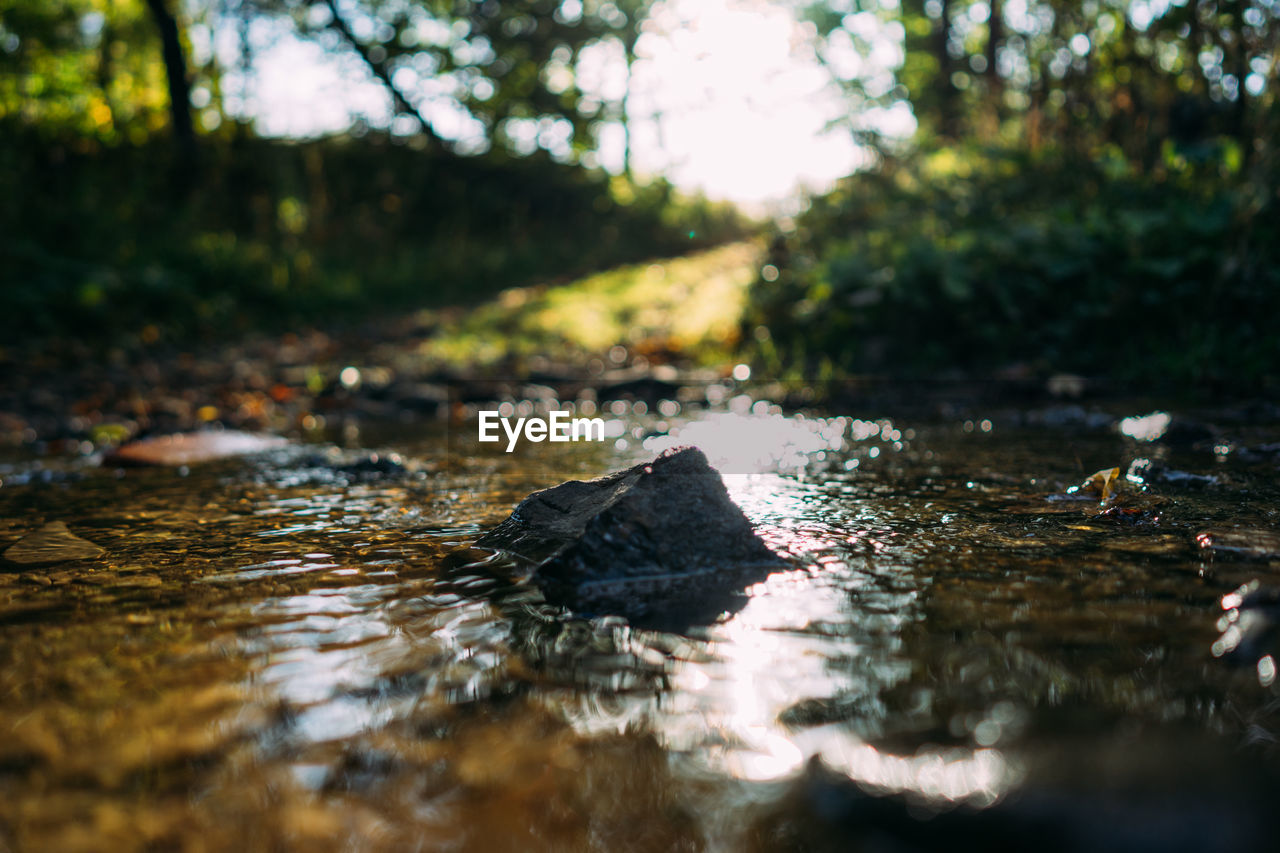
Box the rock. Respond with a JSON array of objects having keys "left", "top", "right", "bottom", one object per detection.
[
  {"left": 477, "top": 446, "right": 787, "bottom": 628},
  {"left": 106, "top": 431, "right": 290, "bottom": 466},
  {"left": 1196, "top": 528, "right": 1280, "bottom": 560},
  {"left": 4, "top": 521, "right": 104, "bottom": 564},
  {"left": 264, "top": 448, "right": 416, "bottom": 487},
  {"left": 292, "top": 448, "right": 409, "bottom": 478},
  {"left": 1212, "top": 581, "right": 1280, "bottom": 665},
  {"left": 1125, "top": 458, "right": 1221, "bottom": 489}
]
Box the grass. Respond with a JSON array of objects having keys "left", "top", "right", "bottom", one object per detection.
[
  {"left": 416, "top": 241, "right": 763, "bottom": 370},
  {"left": 0, "top": 128, "right": 753, "bottom": 353}
]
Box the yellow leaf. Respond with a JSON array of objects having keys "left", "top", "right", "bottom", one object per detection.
[{"left": 1077, "top": 466, "right": 1120, "bottom": 502}]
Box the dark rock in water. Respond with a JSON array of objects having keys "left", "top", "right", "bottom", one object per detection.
[
  {"left": 1125, "top": 458, "right": 1221, "bottom": 489},
  {"left": 255, "top": 447, "right": 418, "bottom": 488},
  {"left": 296, "top": 449, "right": 410, "bottom": 479},
  {"left": 477, "top": 446, "right": 787, "bottom": 629}
]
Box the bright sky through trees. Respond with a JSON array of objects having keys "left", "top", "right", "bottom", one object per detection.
[{"left": 208, "top": 0, "right": 906, "bottom": 208}]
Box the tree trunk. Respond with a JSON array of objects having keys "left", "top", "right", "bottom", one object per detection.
[
  {"left": 621, "top": 32, "right": 637, "bottom": 178},
  {"left": 1230, "top": 0, "right": 1249, "bottom": 158},
  {"left": 96, "top": 19, "right": 118, "bottom": 135},
  {"left": 986, "top": 0, "right": 1003, "bottom": 97},
  {"left": 935, "top": 0, "right": 960, "bottom": 138},
  {"left": 143, "top": 0, "right": 195, "bottom": 155}
]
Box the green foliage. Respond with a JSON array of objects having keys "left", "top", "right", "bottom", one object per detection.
[
  {"left": 745, "top": 144, "right": 1280, "bottom": 386},
  {"left": 3, "top": 0, "right": 653, "bottom": 159},
  {"left": 811, "top": 0, "right": 1278, "bottom": 168},
  {"left": 0, "top": 0, "right": 171, "bottom": 142},
  {"left": 0, "top": 126, "right": 749, "bottom": 348},
  {"left": 0, "top": 0, "right": 747, "bottom": 354},
  {"left": 757, "top": 0, "right": 1280, "bottom": 388}
]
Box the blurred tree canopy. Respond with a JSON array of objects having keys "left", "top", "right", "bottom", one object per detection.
[
  {"left": 0, "top": 0, "right": 651, "bottom": 161},
  {"left": 808, "top": 0, "right": 1278, "bottom": 166},
  {"left": 258, "top": 0, "right": 648, "bottom": 159}
]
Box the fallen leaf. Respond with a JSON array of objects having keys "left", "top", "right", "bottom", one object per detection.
[
  {"left": 1073, "top": 466, "right": 1120, "bottom": 503},
  {"left": 106, "top": 431, "right": 289, "bottom": 467}
]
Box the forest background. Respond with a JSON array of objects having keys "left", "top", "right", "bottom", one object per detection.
[{"left": 2, "top": 0, "right": 1277, "bottom": 389}]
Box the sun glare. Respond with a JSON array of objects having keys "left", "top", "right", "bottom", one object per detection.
[
  {"left": 621, "top": 0, "right": 863, "bottom": 206},
  {"left": 219, "top": 0, "right": 887, "bottom": 207}
]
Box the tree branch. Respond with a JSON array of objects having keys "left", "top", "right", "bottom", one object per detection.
[{"left": 317, "top": 0, "right": 443, "bottom": 145}]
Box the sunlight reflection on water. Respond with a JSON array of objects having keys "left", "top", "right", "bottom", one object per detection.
[
  {"left": 643, "top": 410, "right": 854, "bottom": 475},
  {"left": 642, "top": 471, "right": 1008, "bottom": 802},
  {"left": 219, "top": 408, "right": 1015, "bottom": 804},
  {"left": 532, "top": 411, "right": 1015, "bottom": 806},
  {"left": 629, "top": 410, "right": 1009, "bottom": 800}
]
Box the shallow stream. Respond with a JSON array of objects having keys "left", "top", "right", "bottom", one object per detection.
[{"left": 2, "top": 400, "right": 1280, "bottom": 851}]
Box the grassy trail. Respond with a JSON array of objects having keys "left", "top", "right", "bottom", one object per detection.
[{"left": 415, "top": 241, "right": 762, "bottom": 371}]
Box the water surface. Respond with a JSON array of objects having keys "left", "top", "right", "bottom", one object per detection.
[{"left": 2, "top": 405, "right": 1279, "bottom": 851}]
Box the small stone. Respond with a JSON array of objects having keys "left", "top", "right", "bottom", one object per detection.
[
  {"left": 1213, "top": 582, "right": 1280, "bottom": 664},
  {"left": 5, "top": 521, "right": 105, "bottom": 564},
  {"left": 1196, "top": 528, "right": 1280, "bottom": 560}
]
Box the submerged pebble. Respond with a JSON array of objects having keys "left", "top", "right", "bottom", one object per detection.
[{"left": 3, "top": 521, "right": 105, "bottom": 564}]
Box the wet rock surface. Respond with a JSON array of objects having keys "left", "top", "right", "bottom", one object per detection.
[
  {"left": 1125, "top": 458, "right": 1223, "bottom": 489},
  {"left": 256, "top": 447, "right": 421, "bottom": 488},
  {"left": 478, "top": 446, "right": 787, "bottom": 628}
]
